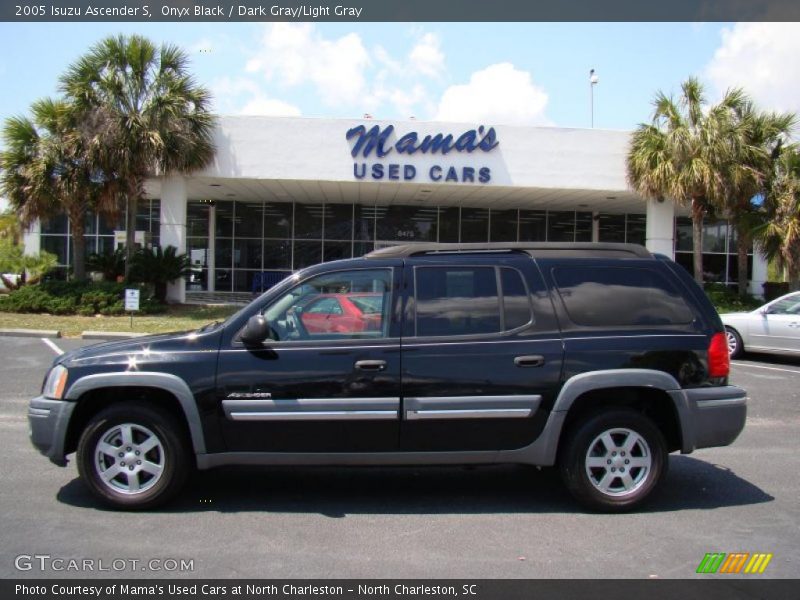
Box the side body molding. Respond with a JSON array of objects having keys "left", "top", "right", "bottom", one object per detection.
[
  {"left": 195, "top": 370, "right": 697, "bottom": 470},
  {"left": 65, "top": 372, "right": 206, "bottom": 454}
]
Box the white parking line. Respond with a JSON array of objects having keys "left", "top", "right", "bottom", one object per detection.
[
  {"left": 732, "top": 361, "right": 800, "bottom": 375},
  {"left": 41, "top": 338, "right": 64, "bottom": 356}
]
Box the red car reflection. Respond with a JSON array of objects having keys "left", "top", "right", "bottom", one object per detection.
[{"left": 300, "top": 293, "right": 384, "bottom": 334}]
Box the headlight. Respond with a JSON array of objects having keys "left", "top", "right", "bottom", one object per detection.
[{"left": 42, "top": 365, "right": 68, "bottom": 399}]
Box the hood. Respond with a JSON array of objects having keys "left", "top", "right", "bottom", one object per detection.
[{"left": 58, "top": 327, "right": 222, "bottom": 368}]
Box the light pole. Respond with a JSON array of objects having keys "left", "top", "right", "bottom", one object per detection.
[{"left": 590, "top": 68, "right": 599, "bottom": 128}]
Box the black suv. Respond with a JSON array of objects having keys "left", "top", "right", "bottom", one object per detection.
[{"left": 29, "top": 243, "right": 746, "bottom": 511}]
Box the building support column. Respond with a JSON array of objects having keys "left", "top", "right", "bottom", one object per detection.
[
  {"left": 23, "top": 219, "right": 41, "bottom": 257},
  {"left": 160, "top": 175, "right": 187, "bottom": 304},
  {"left": 645, "top": 198, "right": 675, "bottom": 258},
  {"left": 750, "top": 251, "right": 768, "bottom": 298}
]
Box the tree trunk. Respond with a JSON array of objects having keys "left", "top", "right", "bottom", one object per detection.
[
  {"left": 123, "top": 191, "right": 138, "bottom": 280},
  {"left": 736, "top": 224, "right": 750, "bottom": 297},
  {"left": 789, "top": 272, "right": 800, "bottom": 292},
  {"left": 70, "top": 216, "right": 86, "bottom": 281},
  {"left": 691, "top": 198, "right": 705, "bottom": 285}
]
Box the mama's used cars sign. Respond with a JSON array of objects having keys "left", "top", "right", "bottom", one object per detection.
[{"left": 346, "top": 124, "right": 499, "bottom": 184}]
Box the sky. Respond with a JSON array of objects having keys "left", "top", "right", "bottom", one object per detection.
[{"left": 1, "top": 21, "right": 800, "bottom": 137}]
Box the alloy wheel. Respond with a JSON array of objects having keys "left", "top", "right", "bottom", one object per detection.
[
  {"left": 93, "top": 423, "right": 165, "bottom": 495},
  {"left": 584, "top": 427, "right": 652, "bottom": 497}
]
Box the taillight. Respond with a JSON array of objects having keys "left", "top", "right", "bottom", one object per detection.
[{"left": 708, "top": 332, "right": 730, "bottom": 378}]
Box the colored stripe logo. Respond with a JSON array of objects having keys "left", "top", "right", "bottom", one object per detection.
[{"left": 696, "top": 553, "right": 773, "bottom": 574}]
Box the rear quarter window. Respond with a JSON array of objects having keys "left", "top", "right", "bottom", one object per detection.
[{"left": 553, "top": 266, "right": 694, "bottom": 327}]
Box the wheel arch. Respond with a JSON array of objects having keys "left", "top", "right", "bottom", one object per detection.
[
  {"left": 64, "top": 372, "right": 206, "bottom": 457},
  {"left": 513, "top": 369, "right": 695, "bottom": 466}
]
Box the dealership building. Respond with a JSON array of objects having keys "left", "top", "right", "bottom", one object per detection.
[{"left": 21, "top": 116, "right": 764, "bottom": 302}]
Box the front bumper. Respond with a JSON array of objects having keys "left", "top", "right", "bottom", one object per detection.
[
  {"left": 28, "top": 396, "right": 75, "bottom": 466},
  {"left": 684, "top": 385, "right": 747, "bottom": 450}
]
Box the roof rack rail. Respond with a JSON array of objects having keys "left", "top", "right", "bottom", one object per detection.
[{"left": 364, "top": 242, "right": 653, "bottom": 260}]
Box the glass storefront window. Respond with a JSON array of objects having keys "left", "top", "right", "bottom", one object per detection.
[
  {"left": 703, "top": 220, "right": 728, "bottom": 253},
  {"left": 264, "top": 203, "right": 293, "bottom": 239},
  {"left": 490, "top": 209, "right": 518, "bottom": 242},
  {"left": 215, "top": 238, "right": 233, "bottom": 270},
  {"left": 626, "top": 214, "right": 646, "bottom": 245},
  {"left": 438, "top": 207, "right": 459, "bottom": 242},
  {"left": 294, "top": 204, "right": 324, "bottom": 239},
  {"left": 598, "top": 214, "right": 625, "bottom": 243},
  {"left": 97, "top": 236, "right": 115, "bottom": 255},
  {"left": 575, "top": 212, "right": 593, "bottom": 242},
  {"left": 460, "top": 208, "right": 489, "bottom": 242},
  {"left": 519, "top": 210, "right": 547, "bottom": 242},
  {"left": 354, "top": 205, "right": 375, "bottom": 242},
  {"left": 547, "top": 211, "right": 576, "bottom": 242},
  {"left": 234, "top": 239, "right": 262, "bottom": 269},
  {"left": 324, "top": 241, "right": 353, "bottom": 262},
  {"left": 376, "top": 206, "right": 438, "bottom": 242},
  {"left": 675, "top": 217, "right": 693, "bottom": 252},
  {"left": 235, "top": 202, "right": 264, "bottom": 239},
  {"left": 187, "top": 202, "right": 210, "bottom": 237},
  {"left": 41, "top": 214, "right": 68, "bottom": 235},
  {"left": 263, "top": 240, "right": 292, "bottom": 269},
  {"left": 293, "top": 240, "right": 322, "bottom": 269},
  {"left": 324, "top": 203, "right": 354, "bottom": 241},
  {"left": 215, "top": 201, "right": 234, "bottom": 237},
  {"left": 41, "top": 236, "right": 67, "bottom": 265}
]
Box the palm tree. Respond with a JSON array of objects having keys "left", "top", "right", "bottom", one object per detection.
[
  {"left": 754, "top": 145, "right": 800, "bottom": 290},
  {"left": 129, "top": 245, "right": 192, "bottom": 303},
  {"left": 720, "top": 102, "right": 795, "bottom": 295},
  {"left": 59, "top": 34, "right": 216, "bottom": 277},
  {"left": 0, "top": 98, "right": 117, "bottom": 280},
  {"left": 627, "top": 78, "right": 745, "bottom": 284}
]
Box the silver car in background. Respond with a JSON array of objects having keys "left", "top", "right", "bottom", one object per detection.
[{"left": 722, "top": 292, "right": 800, "bottom": 358}]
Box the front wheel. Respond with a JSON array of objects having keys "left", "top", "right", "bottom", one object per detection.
[
  {"left": 76, "top": 401, "right": 191, "bottom": 510},
  {"left": 559, "top": 409, "right": 668, "bottom": 512},
  {"left": 725, "top": 326, "right": 744, "bottom": 359}
]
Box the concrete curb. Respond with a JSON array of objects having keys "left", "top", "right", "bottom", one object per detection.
[
  {"left": 0, "top": 328, "right": 61, "bottom": 338},
  {"left": 81, "top": 331, "right": 149, "bottom": 340}
]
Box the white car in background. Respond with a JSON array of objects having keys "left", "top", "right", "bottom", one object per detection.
[{"left": 722, "top": 292, "right": 800, "bottom": 358}]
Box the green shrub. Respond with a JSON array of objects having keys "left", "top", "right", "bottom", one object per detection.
[
  {"left": 0, "top": 280, "right": 166, "bottom": 315},
  {"left": 705, "top": 283, "right": 762, "bottom": 314}
]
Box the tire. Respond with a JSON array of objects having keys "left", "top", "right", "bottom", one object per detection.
[
  {"left": 725, "top": 326, "right": 744, "bottom": 359},
  {"left": 559, "top": 409, "right": 668, "bottom": 512},
  {"left": 76, "top": 401, "right": 191, "bottom": 510}
]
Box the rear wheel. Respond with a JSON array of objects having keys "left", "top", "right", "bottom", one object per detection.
[
  {"left": 725, "top": 326, "right": 744, "bottom": 358},
  {"left": 76, "top": 401, "right": 191, "bottom": 510},
  {"left": 559, "top": 409, "right": 668, "bottom": 512}
]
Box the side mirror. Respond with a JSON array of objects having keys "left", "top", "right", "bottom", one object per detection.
[{"left": 240, "top": 315, "right": 272, "bottom": 346}]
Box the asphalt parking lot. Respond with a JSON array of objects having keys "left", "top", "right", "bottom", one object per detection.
[{"left": 0, "top": 335, "right": 798, "bottom": 579}]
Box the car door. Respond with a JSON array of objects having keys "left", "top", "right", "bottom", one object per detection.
[
  {"left": 750, "top": 293, "right": 800, "bottom": 352},
  {"left": 399, "top": 253, "right": 564, "bottom": 452},
  {"left": 216, "top": 264, "right": 403, "bottom": 453}
]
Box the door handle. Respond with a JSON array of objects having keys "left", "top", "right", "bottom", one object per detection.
[
  {"left": 789, "top": 322, "right": 800, "bottom": 328},
  {"left": 514, "top": 355, "right": 545, "bottom": 368},
  {"left": 355, "top": 360, "right": 387, "bottom": 371}
]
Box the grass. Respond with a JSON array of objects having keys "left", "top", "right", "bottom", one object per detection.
[{"left": 0, "top": 304, "right": 239, "bottom": 337}]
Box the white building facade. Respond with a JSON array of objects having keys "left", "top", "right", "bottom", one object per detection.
[{"left": 23, "top": 116, "right": 765, "bottom": 302}]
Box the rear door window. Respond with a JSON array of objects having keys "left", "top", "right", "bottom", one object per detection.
[
  {"left": 415, "top": 267, "right": 501, "bottom": 336},
  {"left": 413, "top": 265, "right": 533, "bottom": 337},
  {"left": 553, "top": 266, "right": 694, "bottom": 327}
]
